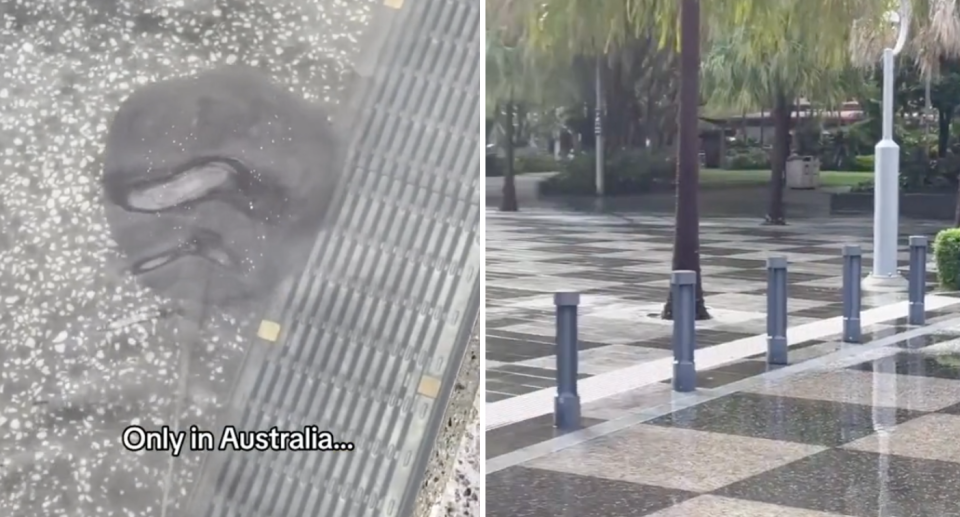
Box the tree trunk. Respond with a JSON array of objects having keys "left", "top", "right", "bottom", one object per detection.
[
  {"left": 766, "top": 93, "right": 789, "bottom": 225},
  {"left": 954, "top": 181, "right": 960, "bottom": 227},
  {"left": 500, "top": 101, "right": 519, "bottom": 212},
  {"left": 759, "top": 110, "right": 765, "bottom": 145},
  {"left": 662, "top": 0, "right": 709, "bottom": 320},
  {"left": 939, "top": 108, "right": 951, "bottom": 158}
]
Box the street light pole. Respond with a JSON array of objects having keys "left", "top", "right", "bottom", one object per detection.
[
  {"left": 865, "top": 2, "right": 911, "bottom": 291},
  {"left": 595, "top": 58, "right": 605, "bottom": 196}
]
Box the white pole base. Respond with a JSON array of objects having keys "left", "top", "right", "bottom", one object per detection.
[{"left": 862, "top": 272, "right": 908, "bottom": 292}]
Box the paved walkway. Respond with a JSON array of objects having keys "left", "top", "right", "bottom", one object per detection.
[
  {"left": 485, "top": 206, "right": 960, "bottom": 516},
  {"left": 486, "top": 209, "right": 948, "bottom": 426},
  {"left": 486, "top": 312, "right": 960, "bottom": 516}
]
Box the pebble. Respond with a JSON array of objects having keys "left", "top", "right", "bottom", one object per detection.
[{"left": 429, "top": 393, "right": 480, "bottom": 517}]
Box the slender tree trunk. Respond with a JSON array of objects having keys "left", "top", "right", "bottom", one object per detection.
[
  {"left": 501, "top": 101, "right": 518, "bottom": 212},
  {"left": 954, "top": 182, "right": 960, "bottom": 227},
  {"left": 759, "top": 110, "right": 765, "bottom": 145},
  {"left": 662, "top": 0, "right": 709, "bottom": 320},
  {"left": 939, "top": 108, "right": 952, "bottom": 158},
  {"left": 766, "top": 93, "right": 789, "bottom": 225}
]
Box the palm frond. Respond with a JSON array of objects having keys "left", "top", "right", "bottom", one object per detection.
[{"left": 702, "top": 1, "right": 871, "bottom": 112}]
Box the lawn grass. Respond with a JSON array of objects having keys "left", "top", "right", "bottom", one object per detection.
[{"left": 699, "top": 169, "right": 872, "bottom": 189}]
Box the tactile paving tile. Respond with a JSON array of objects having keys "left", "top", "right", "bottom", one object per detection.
[{"left": 183, "top": 1, "right": 481, "bottom": 516}]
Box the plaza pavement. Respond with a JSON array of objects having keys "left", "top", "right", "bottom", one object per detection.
[
  {"left": 485, "top": 206, "right": 960, "bottom": 516},
  {"left": 487, "top": 311, "right": 960, "bottom": 516}
]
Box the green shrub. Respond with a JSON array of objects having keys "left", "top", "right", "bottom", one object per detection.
[
  {"left": 539, "top": 149, "right": 674, "bottom": 196},
  {"left": 853, "top": 155, "right": 874, "bottom": 171},
  {"left": 724, "top": 148, "right": 769, "bottom": 170},
  {"left": 934, "top": 154, "right": 960, "bottom": 183},
  {"left": 516, "top": 154, "right": 561, "bottom": 173},
  {"left": 934, "top": 228, "right": 960, "bottom": 290}
]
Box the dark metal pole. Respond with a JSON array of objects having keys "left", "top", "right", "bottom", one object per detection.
[
  {"left": 766, "top": 256, "right": 788, "bottom": 365},
  {"left": 908, "top": 235, "right": 927, "bottom": 325},
  {"left": 671, "top": 270, "right": 697, "bottom": 392},
  {"left": 842, "top": 245, "right": 862, "bottom": 343},
  {"left": 554, "top": 291, "right": 581, "bottom": 430}
]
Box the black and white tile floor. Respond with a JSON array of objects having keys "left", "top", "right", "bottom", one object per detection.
[
  {"left": 487, "top": 315, "right": 960, "bottom": 516},
  {"left": 486, "top": 208, "right": 960, "bottom": 516},
  {"left": 485, "top": 210, "right": 947, "bottom": 406}
]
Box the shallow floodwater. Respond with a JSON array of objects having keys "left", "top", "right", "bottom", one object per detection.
[{"left": 0, "top": 1, "right": 374, "bottom": 515}]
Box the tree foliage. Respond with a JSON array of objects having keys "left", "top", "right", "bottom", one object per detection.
[{"left": 851, "top": 0, "right": 960, "bottom": 78}]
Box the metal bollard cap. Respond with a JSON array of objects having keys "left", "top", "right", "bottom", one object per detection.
[
  {"left": 842, "top": 245, "right": 862, "bottom": 256},
  {"left": 766, "top": 256, "right": 788, "bottom": 269},
  {"left": 670, "top": 270, "right": 697, "bottom": 285},
  {"left": 909, "top": 235, "right": 928, "bottom": 247},
  {"left": 554, "top": 292, "right": 581, "bottom": 306}
]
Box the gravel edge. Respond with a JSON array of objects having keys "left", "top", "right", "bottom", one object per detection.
[{"left": 413, "top": 331, "right": 480, "bottom": 517}]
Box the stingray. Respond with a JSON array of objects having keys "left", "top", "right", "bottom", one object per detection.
[{"left": 101, "top": 66, "right": 344, "bottom": 310}]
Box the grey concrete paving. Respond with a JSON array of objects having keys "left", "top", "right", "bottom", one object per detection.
[
  {"left": 485, "top": 201, "right": 960, "bottom": 517},
  {"left": 487, "top": 314, "right": 960, "bottom": 516},
  {"left": 486, "top": 208, "right": 945, "bottom": 405}
]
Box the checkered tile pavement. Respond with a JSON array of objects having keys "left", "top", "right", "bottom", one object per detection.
[
  {"left": 487, "top": 324, "right": 960, "bottom": 516},
  {"left": 486, "top": 209, "right": 946, "bottom": 404}
]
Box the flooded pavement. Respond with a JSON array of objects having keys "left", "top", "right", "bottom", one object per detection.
[
  {"left": 487, "top": 316, "right": 960, "bottom": 517},
  {"left": 0, "top": 1, "right": 372, "bottom": 514},
  {"left": 485, "top": 203, "right": 960, "bottom": 516},
  {"left": 0, "top": 1, "right": 484, "bottom": 517},
  {"left": 485, "top": 209, "right": 948, "bottom": 412}
]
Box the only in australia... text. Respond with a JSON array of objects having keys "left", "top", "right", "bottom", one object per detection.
[
  {"left": 214, "top": 425, "right": 355, "bottom": 452},
  {"left": 121, "top": 425, "right": 355, "bottom": 456}
]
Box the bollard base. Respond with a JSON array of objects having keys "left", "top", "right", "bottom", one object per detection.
[
  {"left": 843, "top": 319, "right": 862, "bottom": 344},
  {"left": 766, "top": 336, "right": 788, "bottom": 365},
  {"left": 908, "top": 303, "right": 925, "bottom": 326},
  {"left": 862, "top": 273, "right": 907, "bottom": 292},
  {"left": 672, "top": 361, "right": 696, "bottom": 393},
  {"left": 554, "top": 393, "right": 581, "bottom": 431}
]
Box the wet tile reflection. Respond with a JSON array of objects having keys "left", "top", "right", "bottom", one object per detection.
[
  {"left": 646, "top": 392, "right": 923, "bottom": 447},
  {"left": 486, "top": 466, "right": 696, "bottom": 517},
  {"left": 715, "top": 448, "right": 960, "bottom": 516},
  {"left": 486, "top": 414, "right": 606, "bottom": 459},
  {"left": 848, "top": 351, "right": 960, "bottom": 380}
]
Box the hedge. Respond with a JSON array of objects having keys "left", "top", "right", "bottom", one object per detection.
[
  {"left": 934, "top": 228, "right": 960, "bottom": 290},
  {"left": 539, "top": 149, "right": 674, "bottom": 196}
]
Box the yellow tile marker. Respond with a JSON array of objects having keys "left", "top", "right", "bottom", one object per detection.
[
  {"left": 384, "top": 0, "right": 404, "bottom": 9},
  {"left": 417, "top": 375, "right": 441, "bottom": 399},
  {"left": 257, "top": 320, "right": 282, "bottom": 342}
]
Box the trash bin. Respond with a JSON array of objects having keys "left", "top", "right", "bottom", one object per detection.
[
  {"left": 785, "top": 155, "right": 805, "bottom": 188},
  {"left": 787, "top": 156, "right": 820, "bottom": 189}
]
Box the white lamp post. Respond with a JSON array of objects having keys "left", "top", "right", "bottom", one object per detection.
[
  {"left": 595, "top": 58, "right": 605, "bottom": 196},
  {"left": 865, "top": 2, "right": 911, "bottom": 291}
]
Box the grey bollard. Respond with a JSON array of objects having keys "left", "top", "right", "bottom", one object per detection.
[
  {"left": 766, "top": 256, "right": 788, "bottom": 365},
  {"left": 908, "top": 235, "right": 927, "bottom": 325},
  {"left": 671, "top": 271, "right": 697, "bottom": 392},
  {"left": 842, "top": 245, "right": 862, "bottom": 343},
  {"left": 553, "top": 291, "right": 581, "bottom": 431}
]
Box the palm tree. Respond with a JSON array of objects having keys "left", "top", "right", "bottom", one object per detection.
[
  {"left": 486, "top": 34, "right": 524, "bottom": 212},
  {"left": 701, "top": 3, "right": 870, "bottom": 225},
  {"left": 499, "top": 0, "right": 875, "bottom": 318},
  {"left": 662, "top": 0, "right": 710, "bottom": 319},
  {"left": 497, "top": 0, "right": 709, "bottom": 319},
  {"left": 486, "top": 23, "right": 578, "bottom": 211},
  {"left": 851, "top": 0, "right": 960, "bottom": 78}
]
